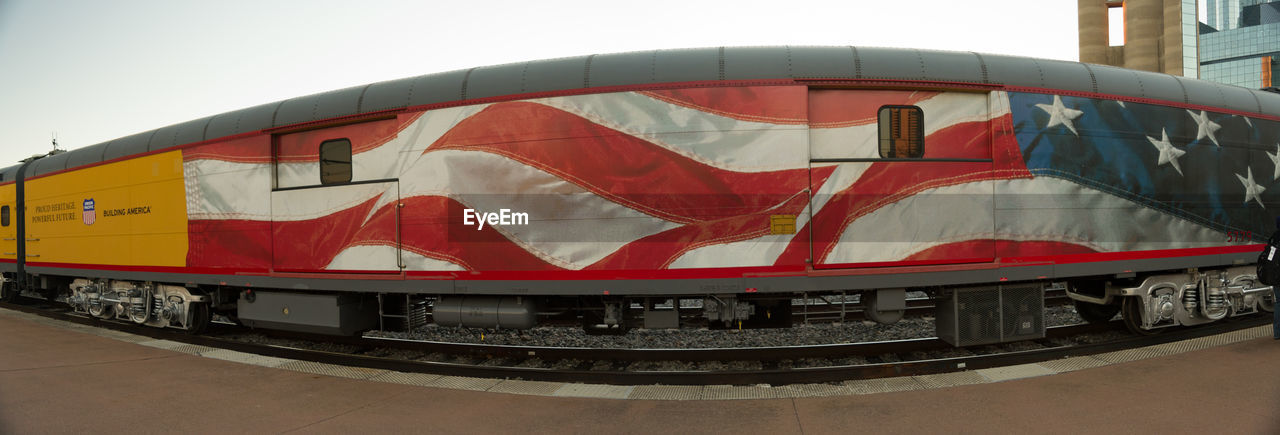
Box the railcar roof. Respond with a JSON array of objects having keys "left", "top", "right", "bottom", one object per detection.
[{"left": 6, "top": 45, "right": 1279, "bottom": 180}]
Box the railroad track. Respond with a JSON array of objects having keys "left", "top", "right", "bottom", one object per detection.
[{"left": 1, "top": 296, "right": 1265, "bottom": 386}]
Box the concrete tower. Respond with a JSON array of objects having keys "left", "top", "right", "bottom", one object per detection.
[
  {"left": 1079, "top": 0, "right": 1111, "bottom": 65},
  {"left": 1077, "top": 0, "right": 1198, "bottom": 77}
]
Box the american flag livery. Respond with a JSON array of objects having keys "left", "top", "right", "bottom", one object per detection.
[
  {"left": 179, "top": 86, "right": 1262, "bottom": 276},
  {"left": 794, "top": 89, "right": 1015, "bottom": 268},
  {"left": 1009, "top": 92, "right": 1274, "bottom": 241},
  {"left": 184, "top": 86, "right": 822, "bottom": 273}
]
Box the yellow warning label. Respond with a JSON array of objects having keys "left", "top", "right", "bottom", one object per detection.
[{"left": 770, "top": 214, "right": 797, "bottom": 235}]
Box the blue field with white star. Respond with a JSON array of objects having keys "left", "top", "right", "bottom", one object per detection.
[{"left": 1010, "top": 92, "right": 1273, "bottom": 240}]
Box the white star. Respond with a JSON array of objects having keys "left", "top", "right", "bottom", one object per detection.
[
  {"left": 1035, "top": 95, "right": 1084, "bottom": 136},
  {"left": 1187, "top": 110, "right": 1222, "bottom": 146},
  {"left": 1241, "top": 115, "right": 1254, "bottom": 128},
  {"left": 1115, "top": 100, "right": 1126, "bottom": 109},
  {"left": 1146, "top": 129, "right": 1186, "bottom": 175},
  {"left": 1236, "top": 167, "right": 1267, "bottom": 209},
  {"left": 1269, "top": 143, "right": 1280, "bottom": 180}
]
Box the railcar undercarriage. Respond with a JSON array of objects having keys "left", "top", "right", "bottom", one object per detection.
[
  {"left": 64, "top": 278, "right": 211, "bottom": 333},
  {"left": 2, "top": 263, "right": 1274, "bottom": 347},
  {"left": 1066, "top": 266, "right": 1275, "bottom": 334}
]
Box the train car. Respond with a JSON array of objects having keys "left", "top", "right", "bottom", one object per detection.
[{"left": 0, "top": 46, "right": 1274, "bottom": 344}]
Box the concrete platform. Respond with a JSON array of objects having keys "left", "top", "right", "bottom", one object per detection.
[{"left": 2, "top": 307, "right": 1278, "bottom": 433}]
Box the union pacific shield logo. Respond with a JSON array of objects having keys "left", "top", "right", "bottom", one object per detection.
[{"left": 83, "top": 198, "right": 95, "bottom": 225}]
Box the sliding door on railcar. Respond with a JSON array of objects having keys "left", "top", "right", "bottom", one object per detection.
[
  {"left": 807, "top": 89, "right": 997, "bottom": 269},
  {"left": 270, "top": 118, "right": 406, "bottom": 274}
]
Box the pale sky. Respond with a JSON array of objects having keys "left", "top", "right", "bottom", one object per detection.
[{"left": 0, "top": 0, "right": 1080, "bottom": 168}]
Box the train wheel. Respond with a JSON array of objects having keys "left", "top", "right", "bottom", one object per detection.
[
  {"left": 0, "top": 279, "right": 16, "bottom": 302},
  {"left": 583, "top": 325, "right": 628, "bottom": 335},
  {"left": 581, "top": 308, "right": 629, "bottom": 336},
  {"left": 1073, "top": 299, "right": 1121, "bottom": 324},
  {"left": 1122, "top": 297, "right": 1162, "bottom": 335},
  {"left": 185, "top": 303, "right": 210, "bottom": 334},
  {"left": 88, "top": 301, "right": 115, "bottom": 319},
  {"left": 1250, "top": 277, "right": 1273, "bottom": 313}
]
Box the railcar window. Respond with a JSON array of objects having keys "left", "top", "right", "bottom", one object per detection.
[
  {"left": 319, "top": 139, "right": 352, "bottom": 185},
  {"left": 1, "top": 205, "right": 8, "bottom": 227},
  {"left": 878, "top": 106, "right": 924, "bottom": 158}
]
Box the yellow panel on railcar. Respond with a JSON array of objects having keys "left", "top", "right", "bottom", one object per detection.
[
  {"left": 0, "top": 183, "right": 14, "bottom": 263},
  {"left": 23, "top": 151, "right": 187, "bottom": 267}
]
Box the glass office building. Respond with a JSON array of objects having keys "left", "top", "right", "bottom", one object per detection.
[
  {"left": 1182, "top": 0, "right": 1202, "bottom": 78},
  {"left": 1200, "top": 0, "right": 1280, "bottom": 88}
]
